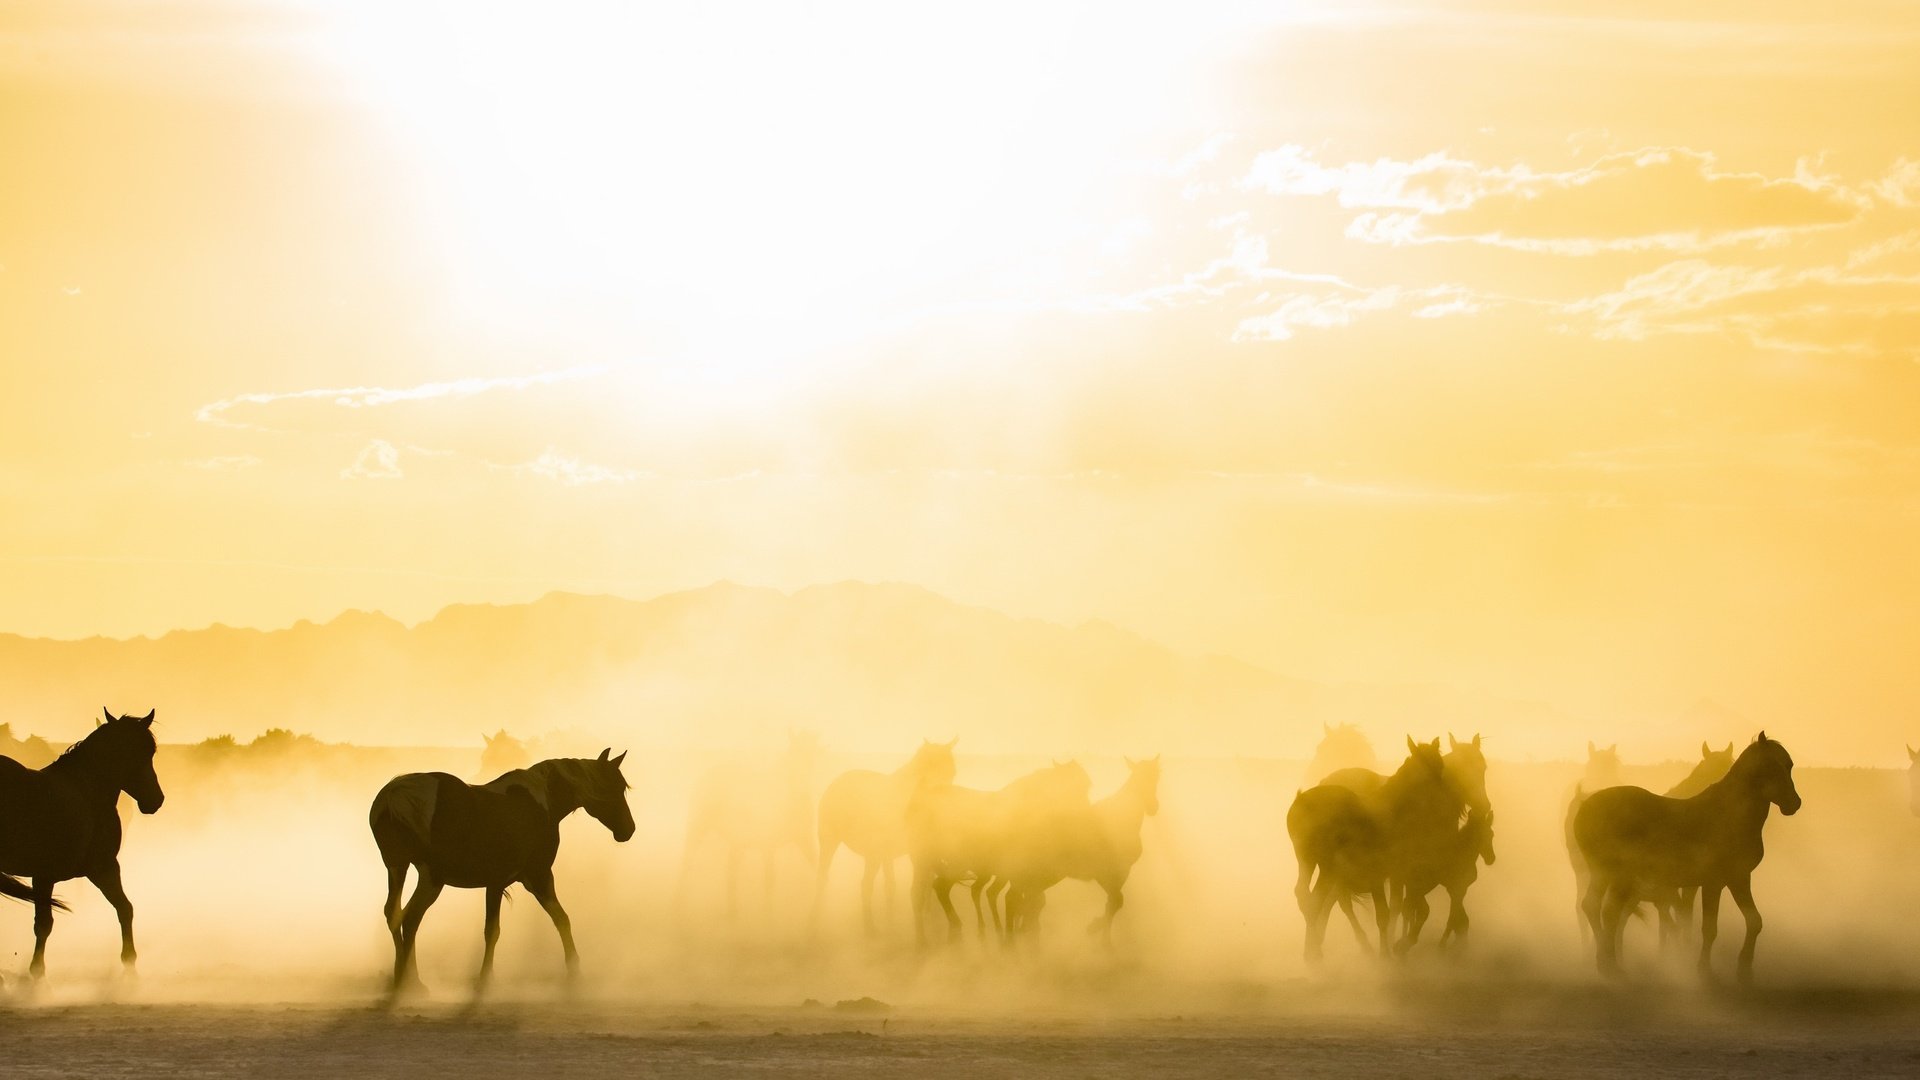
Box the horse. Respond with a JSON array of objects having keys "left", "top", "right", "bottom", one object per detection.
[
  {"left": 1566, "top": 740, "right": 1732, "bottom": 944},
  {"left": 479, "top": 730, "right": 532, "bottom": 778},
  {"left": 813, "top": 738, "right": 957, "bottom": 935},
  {"left": 1304, "top": 722, "right": 1378, "bottom": 785},
  {"left": 999, "top": 755, "right": 1162, "bottom": 947},
  {"left": 370, "top": 749, "right": 634, "bottom": 993},
  {"left": 1287, "top": 738, "right": 1459, "bottom": 962},
  {"left": 1575, "top": 732, "right": 1800, "bottom": 984},
  {"left": 1398, "top": 807, "right": 1495, "bottom": 950},
  {"left": 0, "top": 708, "right": 165, "bottom": 980},
  {"left": 679, "top": 730, "right": 820, "bottom": 918},
  {"left": 1908, "top": 745, "right": 1920, "bottom": 817},
  {"left": 905, "top": 760, "right": 1091, "bottom": 946},
  {"left": 0, "top": 723, "right": 56, "bottom": 770}
]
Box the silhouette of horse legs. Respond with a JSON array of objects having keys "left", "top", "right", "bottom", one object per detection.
[
  {"left": 87, "top": 862, "right": 138, "bottom": 972},
  {"left": 28, "top": 877, "right": 56, "bottom": 978},
  {"left": 381, "top": 864, "right": 408, "bottom": 960},
  {"left": 1335, "top": 895, "right": 1369, "bottom": 948},
  {"left": 1439, "top": 883, "right": 1470, "bottom": 948},
  {"left": 1728, "top": 877, "right": 1762, "bottom": 984},
  {"left": 393, "top": 868, "right": 443, "bottom": 991},
  {"left": 477, "top": 886, "right": 504, "bottom": 988},
  {"left": 1595, "top": 880, "right": 1635, "bottom": 977},
  {"left": 1395, "top": 888, "right": 1432, "bottom": 956},
  {"left": 1089, "top": 878, "right": 1124, "bottom": 947},
  {"left": 1582, "top": 878, "right": 1615, "bottom": 976},
  {"left": 968, "top": 877, "right": 990, "bottom": 938},
  {"left": 1697, "top": 882, "right": 1721, "bottom": 978},
  {"left": 985, "top": 877, "right": 1009, "bottom": 940},
  {"left": 525, "top": 871, "right": 579, "bottom": 978}
]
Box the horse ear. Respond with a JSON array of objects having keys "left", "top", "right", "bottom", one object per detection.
[
  {"left": 102, "top": 707, "right": 115, "bottom": 724},
  {"left": 1152, "top": 752, "right": 1161, "bottom": 763},
  {"left": 139, "top": 709, "right": 155, "bottom": 727},
  {"left": 612, "top": 751, "right": 627, "bottom": 768},
  {"left": 1724, "top": 742, "right": 1734, "bottom": 754},
  {"left": 1124, "top": 756, "right": 1137, "bottom": 768},
  {"left": 1472, "top": 733, "right": 1481, "bottom": 749},
  {"left": 1908, "top": 745, "right": 1918, "bottom": 761},
  {"left": 597, "top": 747, "right": 611, "bottom": 762},
  {"left": 1449, "top": 733, "right": 1460, "bottom": 750},
  {"left": 1323, "top": 722, "right": 1331, "bottom": 734},
  {"left": 1406, "top": 735, "right": 1417, "bottom": 754},
  {"left": 1587, "top": 740, "right": 1596, "bottom": 755},
  {"left": 1700, "top": 741, "right": 1711, "bottom": 758},
  {"left": 946, "top": 737, "right": 958, "bottom": 749},
  {"left": 1753, "top": 732, "right": 1765, "bottom": 744}
]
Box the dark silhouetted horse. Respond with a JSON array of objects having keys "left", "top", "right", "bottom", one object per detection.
[
  {"left": 1575, "top": 733, "right": 1800, "bottom": 983},
  {"left": 1000, "top": 755, "right": 1162, "bottom": 947},
  {"left": 0, "top": 708, "right": 165, "bottom": 980},
  {"left": 1288, "top": 737, "right": 1459, "bottom": 962},
  {"left": 370, "top": 750, "right": 634, "bottom": 993},
  {"left": 813, "top": 738, "right": 957, "bottom": 935}
]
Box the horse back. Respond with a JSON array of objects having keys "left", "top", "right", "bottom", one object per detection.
[
  {"left": 0, "top": 758, "right": 115, "bottom": 879},
  {"left": 372, "top": 772, "right": 553, "bottom": 886}
]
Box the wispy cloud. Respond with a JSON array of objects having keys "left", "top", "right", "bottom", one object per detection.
[
  {"left": 490, "top": 448, "right": 638, "bottom": 486},
  {"left": 341, "top": 440, "right": 403, "bottom": 480},
  {"left": 197, "top": 364, "right": 609, "bottom": 432},
  {"left": 1247, "top": 145, "right": 1867, "bottom": 255}
]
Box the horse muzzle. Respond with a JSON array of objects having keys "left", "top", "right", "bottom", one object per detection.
[
  {"left": 136, "top": 792, "right": 165, "bottom": 815},
  {"left": 1778, "top": 793, "right": 1802, "bottom": 816}
]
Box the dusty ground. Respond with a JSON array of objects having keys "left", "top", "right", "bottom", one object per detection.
[{"left": 4, "top": 984, "right": 1920, "bottom": 1079}]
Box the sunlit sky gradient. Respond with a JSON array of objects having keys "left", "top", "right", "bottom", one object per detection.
[{"left": 5, "top": 1, "right": 1920, "bottom": 758}]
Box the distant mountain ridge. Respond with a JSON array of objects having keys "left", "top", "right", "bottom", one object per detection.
[{"left": 0, "top": 580, "right": 1570, "bottom": 755}]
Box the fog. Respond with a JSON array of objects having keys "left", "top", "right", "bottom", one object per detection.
[{"left": 15, "top": 728, "right": 1920, "bottom": 1022}]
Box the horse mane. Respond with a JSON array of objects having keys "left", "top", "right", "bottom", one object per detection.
[
  {"left": 56, "top": 716, "right": 156, "bottom": 765},
  {"left": 486, "top": 757, "right": 619, "bottom": 813}
]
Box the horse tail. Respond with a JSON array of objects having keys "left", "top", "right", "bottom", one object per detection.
[{"left": 0, "top": 873, "right": 66, "bottom": 911}]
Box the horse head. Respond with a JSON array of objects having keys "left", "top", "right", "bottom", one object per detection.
[
  {"left": 1307, "top": 722, "right": 1378, "bottom": 779},
  {"left": 93, "top": 708, "right": 165, "bottom": 814},
  {"left": 1467, "top": 808, "right": 1496, "bottom": 866},
  {"left": 1737, "top": 732, "right": 1800, "bottom": 816},
  {"left": 1402, "top": 735, "right": 1446, "bottom": 780},
  {"left": 1584, "top": 741, "right": 1622, "bottom": 786},
  {"left": 583, "top": 748, "right": 636, "bottom": 842},
  {"left": 911, "top": 738, "right": 959, "bottom": 788},
  {"left": 1123, "top": 754, "right": 1162, "bottom": 816},
  {"left": 1444, "top": 732, "right": 1491, "bottom": 813}
]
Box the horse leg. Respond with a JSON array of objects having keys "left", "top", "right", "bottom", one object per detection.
[
  {"left": 394, "top": 870, "right": 444, "bottom": 992},
  {"left": 1580, "top": 877, "right": 1607, "bottom": 969},
  {"left": 1396, "top": 888, "right": 1430, "bottom": 956},
  {"left": 986, "top": 877, "right": 1009, "bottom": 941},
  {"left": 858, "top": 857, "right": 879, "bottom": 937},
  {"left": 28, "top": 877, "right": 56, "bottom": 979},
  {"left": 87, "top": 861, "right": 138, "bottom": 973},
  {"left": 1370, "top": 883, "right": 1393, "bottom": 960},
  {"left": 933, "top": 876, "right": 963, "bottom": 943},
  {"left": 1728, "top": 878, "right": 1763, "bottom": 985},
  {"left": 1675, "top": 885, "right": 1699, "bottom": 945},
  {"left": 477, "top": 886, "right": 504, "bottom": 989},
  {"left": 525, "top": 872, "right": 579, "bottom": 979},
  {"left": 881, "top": 857, "right": 898, "bottom": 931},
  {"left": 969, "top": 877, "right": 989, "bottom": 939},
  {"left": 810, "top": 835, "right": 839, "bottom": 937},
  {"left": 1338, "top": 894, "right": 1367, "bottom": 947},
  {"left": 1597, "top": 882, "right": 1630, "bottom": 977},
  {"left": 1440, "top": 883, "right": 1468, "bottom": 948},
  {"left": 1573, "top": 864, "right": 1590, "bottom": 947},
  {"left": 1697, "top": 883, "right": 1721, "bottom": 980},
  {"left": 1303, "top": 878, "right": 1334, "bottom": 963},
  {"left": 1092, "top": 880, "right": 1124, "bottom": 948},
  {"left": 382, "top": 863, "right": 408, "bottom": 957}
]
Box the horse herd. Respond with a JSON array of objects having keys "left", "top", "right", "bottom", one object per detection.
[{"left": 0, "top": 709, "right": 1901, "bottom": 995}]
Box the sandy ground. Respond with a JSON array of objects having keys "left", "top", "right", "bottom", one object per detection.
[{"left": 4, "top": 983, "right": 1920, "bottom": 1079}]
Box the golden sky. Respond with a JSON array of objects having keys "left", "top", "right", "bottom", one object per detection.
[{"left": 4, "top": 1, "right": 1919, "bottom": 757}]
